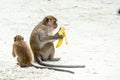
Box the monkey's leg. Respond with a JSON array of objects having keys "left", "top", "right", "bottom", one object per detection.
[
  {"left": 47, "top": 43, "right": 60, "bottom": 61},
  {"left": 17, "top": 58, "right": 25, "bottom": 67},
  {"left": 17, "top": 58, "right": 21, "bottom": 65}
]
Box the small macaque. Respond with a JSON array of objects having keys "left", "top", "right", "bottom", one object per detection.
[
  {"left": 12, "top": 35, "right": 74, "bottom": 74},
  {"left": 30, "top": 15, "right": 85, "bottom": 68}
]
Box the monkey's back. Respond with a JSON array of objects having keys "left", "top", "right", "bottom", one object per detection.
[
  {"left": 14, "top": 41, "right": 32, "bottom": 65},
  {"left": 30, "top": 23, "right": 47, "bottom": 53}
]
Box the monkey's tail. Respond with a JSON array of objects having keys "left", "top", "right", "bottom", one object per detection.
[
  {"left": 36, "top": 56, "right": 85, "bottom": 68},
  {"left": 30, "top": 64, "right": 74, "bottom": 74}
]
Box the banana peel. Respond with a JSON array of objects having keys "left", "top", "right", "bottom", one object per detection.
[{"left": 56, "top": 27, "right": 68, "bottom": 48}]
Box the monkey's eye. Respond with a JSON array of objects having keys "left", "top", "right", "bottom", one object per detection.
[{"left": 53, "top": 21, "right": 56, "bottom": 24}]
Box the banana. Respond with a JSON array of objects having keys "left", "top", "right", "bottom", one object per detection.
[
  {"left": 56, "top": 39, "right": 63, "bottom": 48},
  {"left": 56, "top": 27, "right": 68, "bottom": 48}
]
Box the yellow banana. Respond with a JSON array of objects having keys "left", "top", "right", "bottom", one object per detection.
[
  {"left": 56, "top": 27, "right": 68, "bottom": 48},
  {"left": 56, "top": 39, "right": 63, "bottom": 48}
]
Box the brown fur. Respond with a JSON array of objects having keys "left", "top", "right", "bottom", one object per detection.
[
  {"left": 12, "top": 35, "right": 74, "bottom": 74},
  {"left": 12, "top": 35, "right": 32, "bottom": 67},
  {"left": 30, "top": 15, "right": 85, "bottom": 68},
  {"left": 30, "top": 15, "right": 62, "bottom": 61}
]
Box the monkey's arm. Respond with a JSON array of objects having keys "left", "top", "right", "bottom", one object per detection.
[
  {"left": 46, "top": 35, "right": 63, "bottom": 40},
  {"left": 12, "top": 46, "right": 16, "bottom": 57},
  {"left": 38, "top": 32, "right": 63, "bottom": 42}
]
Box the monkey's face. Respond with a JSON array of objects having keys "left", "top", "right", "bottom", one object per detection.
[
  {"left": 47, "top": 19, "right": 58, "bottom": 32},
  {"left": 14, "top": 35, "right": 24, "bottom": 42},
  {"left": 42, "top": 16, "right": 58, "bottom": 32}
]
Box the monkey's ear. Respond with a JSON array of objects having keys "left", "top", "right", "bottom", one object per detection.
[
  {"left": 42, "top": 17, "right": 49, "bottom": 25},
  {"left": 14, "top": 37, "right": 16, "bottom": 41},
  {"left": 22, "top": 37, "right": 24, "bottom": 40}
]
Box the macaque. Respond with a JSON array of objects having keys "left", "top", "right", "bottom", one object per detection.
[
  {"left": 12, "top": 35, "right": 74, "bottom": 74},
  {"left": 30, "top": 15, "right": 85, "bottom": 68}
]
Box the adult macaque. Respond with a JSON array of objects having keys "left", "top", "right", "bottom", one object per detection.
[
  {"left": 12, "top": 35, "right": 74, "bottom": 74},
  {"left": 30, "top": 15, "right": 85, "bottom": 68}
]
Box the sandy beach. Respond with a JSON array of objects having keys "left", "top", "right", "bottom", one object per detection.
[{"left": 0, "top": 0, "right": 120, "bottom": 80}]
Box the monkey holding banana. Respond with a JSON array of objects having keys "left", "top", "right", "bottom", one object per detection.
[{"left": 30, "top": 15, "right": 85, "bottom": 68}]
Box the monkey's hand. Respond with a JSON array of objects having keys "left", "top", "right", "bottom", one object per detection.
[
  {"left": 56, "top": 27, "right": 68, "bottom": 48},
  {"left": 12, "top": 47, "right": 16, "bottom": 57},
  {"left": 56, "top": 35, "right": 63, "bottom": 39}
]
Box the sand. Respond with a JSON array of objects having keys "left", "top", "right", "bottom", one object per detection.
[{"left": 0, "top": 0, "right": 120, "bottom": 80}]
